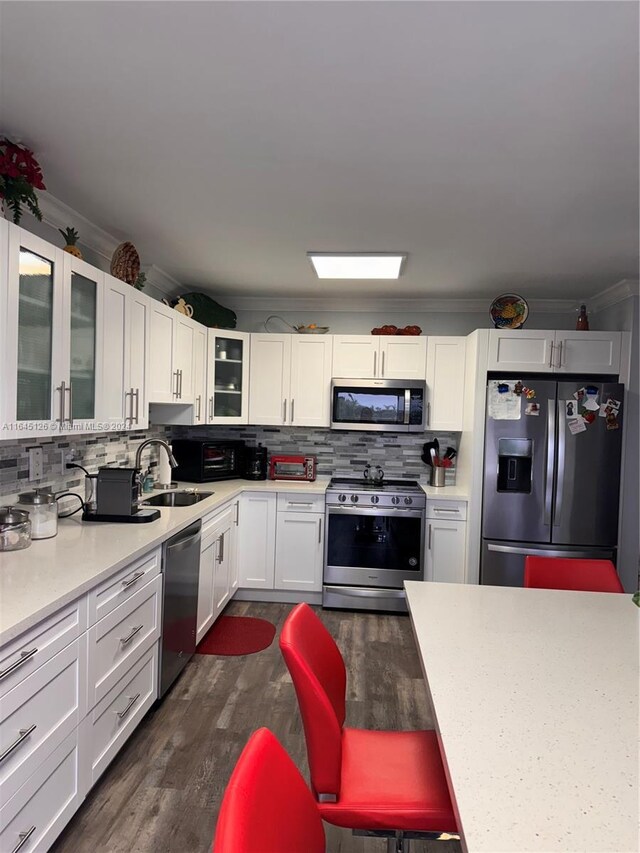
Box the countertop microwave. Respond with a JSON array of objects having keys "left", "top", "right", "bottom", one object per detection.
[{"left": 330, "top": 379, "right": 427, "bottom": 433}]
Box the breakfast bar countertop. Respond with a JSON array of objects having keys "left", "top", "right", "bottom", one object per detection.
[{"left": 405, "top": 581, "right": 639, "bottom": 853}]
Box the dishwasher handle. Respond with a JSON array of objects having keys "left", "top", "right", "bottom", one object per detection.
[{"left": 164, "top": 523, "right": 202, "bottom": 555}]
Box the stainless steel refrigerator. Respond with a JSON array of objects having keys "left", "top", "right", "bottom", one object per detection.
[{"left": 481, "top": 379, "right": 624, "bottom": 586}]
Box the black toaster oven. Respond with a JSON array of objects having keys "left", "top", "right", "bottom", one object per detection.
[{"left": 171, "top": 439, "right": 246, "bottom": 483}]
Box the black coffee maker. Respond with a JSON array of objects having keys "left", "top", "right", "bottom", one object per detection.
[{"left": 244, "top": 444, "right": 268, "bottom": 480}]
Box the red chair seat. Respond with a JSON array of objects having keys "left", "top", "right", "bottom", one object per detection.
[
  {"left": 318, "top": 727, "right": 457, "bottom": 832},
  {"left": 524, "top": 557, "right": 624, "bottom": 592}
]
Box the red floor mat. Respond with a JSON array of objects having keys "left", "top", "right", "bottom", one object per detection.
[{"left": 196, "top": 615, "right": 276, "bottom": 656}]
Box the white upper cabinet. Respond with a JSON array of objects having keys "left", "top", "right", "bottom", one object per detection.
[
  {"left": 147, "top": 303, "right": 196, "bottom": 404},
  {"left": 2, "top": 226, "right": 101, "bottom": 438},
  {"left": 248, "top": 333, "right": 332, "bottom": 427},
  {"left": 425, "top": 337, "right": 466, "bottom": 431},
  {"left": 488, "top": 329, "right": 622, "bottom": 374},
  {"left": 100, "top": 275, "right": 150, "bottom": 430},
  {"left": 487, "top": 330, "right": 555, "bottom": 372},
  {"left": 289, "top": 336, "right": 333, "bottom": 427},
  {"left": 554, "top": 331, "right": 622, "bottom": 374},
  {"left": 332, "top": 335, "right": 426, "bottom": 380},
  {"left": 207, "top": 330, "right": 250, "bottom": 424}
]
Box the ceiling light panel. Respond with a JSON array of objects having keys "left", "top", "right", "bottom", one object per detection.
[{"left": 308, "top": 253, "right": 406, "bottom": 279}]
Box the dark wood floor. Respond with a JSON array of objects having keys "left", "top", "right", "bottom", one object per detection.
[{"left": 52, "top": 601, "right": 462, "bottom": 853}]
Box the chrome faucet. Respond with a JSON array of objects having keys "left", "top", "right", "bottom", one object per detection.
[{"left": 134, "top": 440, "right": 178, "bottom": 495}]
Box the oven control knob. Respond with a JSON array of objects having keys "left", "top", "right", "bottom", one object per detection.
[
  {"left": 370, "top": 495, "right": 379, "bottom": 504},
  {"left": 391, "top": 496, "right": 400, "bottom": 505},
  {"left": 350, "top": 495, "right": 359, "bottom": 503},
  {"left": 404, "top": 497, "right": 413, "bottom": 505},
  {"left": 338, "top": 494, "right": 347, "bottom": 503}
]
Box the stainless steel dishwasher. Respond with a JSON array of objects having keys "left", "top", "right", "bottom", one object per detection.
[{"left": 159, "top": 519, "right": 202, "bottom": 698}]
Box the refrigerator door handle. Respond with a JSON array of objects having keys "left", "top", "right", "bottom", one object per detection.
[
  {"left": 543, "top": 398, "right": 556, "bottom": 527},
  {"left": 554, "top": 398, "right": 566, "bottom": 527},
  {"left": 487, "top": 544, "right": 601, "bottom": 558}
]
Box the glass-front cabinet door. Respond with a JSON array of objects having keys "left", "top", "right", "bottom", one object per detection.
[
  {"left": 5, "top": 227, "right": 66, "bottom": 438},
  {"left": 206, "top": 330, "right": 250, "bottom": 424},
  {"left": 3, "top": 226, "right": 101, "bottom": 438}
]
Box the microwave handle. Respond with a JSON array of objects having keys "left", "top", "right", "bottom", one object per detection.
[{"left": 403, "top": 389, "right": 411, "bottom": 425}]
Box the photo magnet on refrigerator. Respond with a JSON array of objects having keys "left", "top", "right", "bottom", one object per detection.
[
  {"left": 565, "top": 400, "right": 577, "bottom": 418},
  {"left": 525, "top": 402, "right": 540, "bottom": 416},
  {"left": 568, "top": 417, "right": 587, "bottom": 435}
]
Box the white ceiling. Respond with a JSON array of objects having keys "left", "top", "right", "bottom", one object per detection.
[{"left": 1, "top": 1, "right": 638, "bottom": 301}]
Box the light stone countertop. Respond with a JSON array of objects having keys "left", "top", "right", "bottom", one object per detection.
[
  {"left": 405, "top": 581, "right": 640, "bottom": 853},
  {"left": 0, "top": 476, "right": 469, "bottom": 647}
]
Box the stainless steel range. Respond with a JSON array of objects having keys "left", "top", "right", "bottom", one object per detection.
[{"left": 323, "top": 477, "right": 426, "bottom": 612}]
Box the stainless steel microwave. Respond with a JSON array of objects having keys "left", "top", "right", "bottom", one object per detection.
[{"left": 330, "top": 379, "right": 427, "bottom": 432}]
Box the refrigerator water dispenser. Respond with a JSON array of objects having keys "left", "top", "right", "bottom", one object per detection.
[{"left": 497, "top": 438, "right": 532, "bottom": 493}]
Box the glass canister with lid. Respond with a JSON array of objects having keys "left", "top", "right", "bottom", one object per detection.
[
  {"left": 15, "top": 490, "right": 58, "bottom": 539},
  {"left": 0, "top": 507, "right": 32, "bottom": 551}
]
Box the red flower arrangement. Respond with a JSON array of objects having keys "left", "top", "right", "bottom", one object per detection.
[{"left": 0, "top": 137, "right": 46, "bottom": 224}]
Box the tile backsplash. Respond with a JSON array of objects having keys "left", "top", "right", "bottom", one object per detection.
[
  {"left": 0, "top": 427, "right": 171, "bottom": 507},
  {"left": 174, "top": 425, "right": 459, "bottom": 484}
]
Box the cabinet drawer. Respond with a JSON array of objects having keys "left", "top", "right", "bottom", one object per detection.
[
  {"left": 0, "top": 638, "right": 86, "bottom": 805},
  {"left": 277, "top": 494, "right": 325, "bottom": 514},
  {"left": 87, "top": 645, "right": 157, "bottom": 786},
  {"left": 88, "top": 574, "right": 161, "bottom": 707},
  {"left": 0, "top": 599, "right": 87, "bottom": 699},
  {"left": 0, "top": 731, "right": 83, "bottom": 853},
  {"left": 426, "top": 500, "right": 467, "bottom": 521},
  {"left": 87, "top": 548, "right": 161, "bottom": 625}
]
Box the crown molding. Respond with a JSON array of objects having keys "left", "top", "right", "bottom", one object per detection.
[
  {"left": 589, "top": 279, "right": 639, "bottom": 313},
  {"left": 225, "top": 295, "right": 578, "bottom": 314},
  {"left": 37, "top": 192, "right": 120, "bottom": 261}
]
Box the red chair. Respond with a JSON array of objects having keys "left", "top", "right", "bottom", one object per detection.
[
  {"left": 279, "top": 603, "right": 457, "bottom": 849},
  {"left": 213, "top": 727, "right": 325, "bottom": 853},
  {"left": 524, "top": 557, "right": 624, "bottom": 593}
]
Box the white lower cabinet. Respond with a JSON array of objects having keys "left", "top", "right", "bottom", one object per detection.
[
  {"left": 85, "top": 645, "right": 157, "bottom": 786},
  {"left": 196, "top": 501, "right": 239, "bottom": 644},
  {"left": 238, "top": 492, "right": 324, "bottom": 593},
  {"left": 237, "top": 493, "right": 277, "bottom": 588},
  {"left": 425, "top": 500, "right": 467, "bottom": 584},
  {"left": 0, "top": 730, "right": 84, "bottom": 853},
  {"left": 0, "top": 548, "right": 162, "bottom": 851}
]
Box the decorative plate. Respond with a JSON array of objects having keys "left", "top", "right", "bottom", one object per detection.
[
  {"left": 110, "top": 241, "right": 141, "bottom": 286},
  {"left": 294, "top": 325, "right": 330, "bottom": 334},
  {"left": 489, "top": 293, "right": 529, "bottom": 329}
]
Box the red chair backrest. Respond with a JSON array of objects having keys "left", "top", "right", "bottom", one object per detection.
[
  {"left": 213, "top": 728, "right": 325, "bottom": 853},
  {"left": 524, "top": 556, "right": 624, "bottom": 593},
  {"left": 279, "top": 603, "right": 346, "bottom": 798}
]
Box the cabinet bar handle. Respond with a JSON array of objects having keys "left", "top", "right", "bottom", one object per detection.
[
  {"left": 66, "top": 383, "right": 73, "bottom": 425},
  {"left": 120, "top": 624, "right": 143, "bottom": 645},
  {"left": 283, "top": 399, "right": 287, "bottom": 423},
  {"left": 381, "top": 351, "right": 385, "bottom": 377},
  {"left": 121, "top": 570, "right": 144, "bottom": 589},
  {"left": 56, "top": 380, "right": 66, "bottom": 425},
  {"left": 0, "top": 648, "right": 37, "bottom": 681},
  {"left": 556, "top": 341, "right": 563, "bottom": 369},
  {"left": 173, "top": 371, "right": 179, "bottom": 398},
  {"left": 291, "top": 399, "right": 295, "bottom": 423},
  {"left": 0, "top": 724, "right": 37, "bottom": 764},
  {"left": 548, "top": 342, "right": 554, "bottom": 368},
  {"left": 134, "top": 388, "right": 140, "bottom": 424},
  {"left": 217, "top": 531, "right": 225, "bottom": 564},
  {"left": 196, "top": 395, "right": 202, "bottom": 420},
  {"left": 116, "top": 693, "right": 140, "bottom": 720},
  {"left": 11, "top": 826, "right": 36, "bottom": 853},
  {"left": 432, "top": 507, "right": 460, "bottom": 513},
  {"left": 209, "top": 396, "right": 214, "bottom": 420},
  {"left": 288, "top": 501, "right": 314, "bottom": 506},
  {"left": 428, "top": 524, "right": 432, "bottom": 550},
  {"left": 124, "top": 389, "right": 132, "bottom": 425},
  {"left": 426, "top": 401, "right": 431, "bottom": 427},
  {"left": 373, "top": 351, "right": 377, "bottom": 376},
  {"left": 318, "top": 517, "right": 322, "bottom": 544},
  {"left": 234, "top": 501, "right": 239, "bottom": 526}
]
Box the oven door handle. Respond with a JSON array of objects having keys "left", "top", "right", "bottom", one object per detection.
[{"left": 327, "top": 506, "right": 424, "bottom": 518}]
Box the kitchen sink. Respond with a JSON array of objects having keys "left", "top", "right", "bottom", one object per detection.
[{"left": 140, "top": 491, "right": 214, "bottom": 507}]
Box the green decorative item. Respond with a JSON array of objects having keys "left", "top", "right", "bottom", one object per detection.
[
  {"left": 59, "top": 227, "right": 83, "bottom": 259},
  {"left": 173, "top": 292, "right": 236, "bottom": 328},
  {"left": 133, "top": 272, "right": 146, "bottom": 291},
  {"left": 633, "top": 591, "right": 639, "bottom": 608}
]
